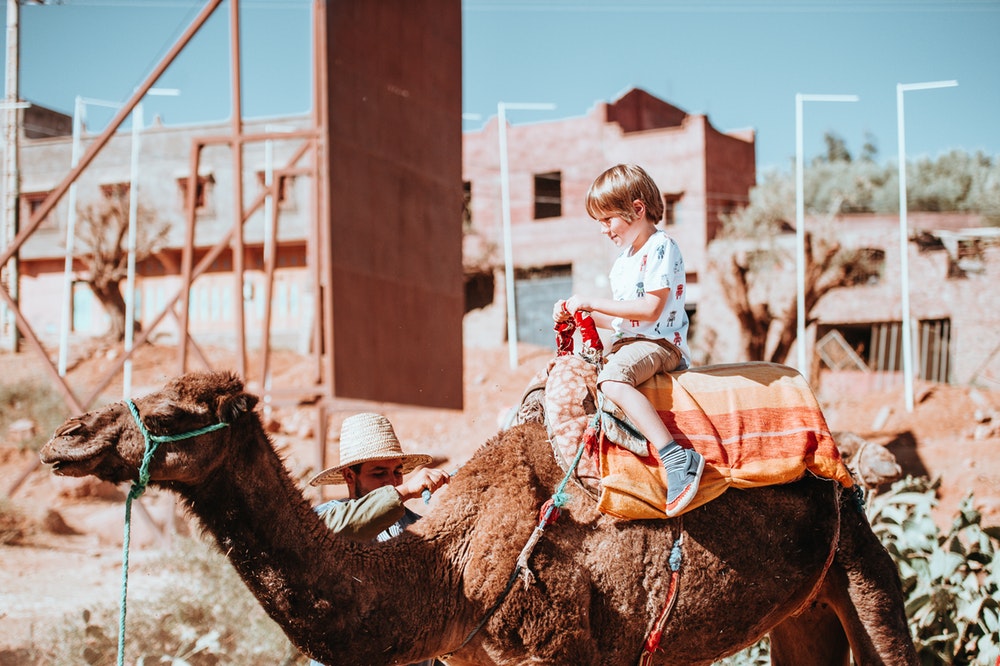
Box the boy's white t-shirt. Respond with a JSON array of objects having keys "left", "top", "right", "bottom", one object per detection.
[{"left": 608, "top": 228, "right": 691, "bottom": 367}]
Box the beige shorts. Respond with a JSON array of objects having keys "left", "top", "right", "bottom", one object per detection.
[{"left": 598, "top": 338, "right": 682, "bottom": 387}]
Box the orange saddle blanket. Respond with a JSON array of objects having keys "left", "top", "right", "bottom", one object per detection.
[{"left": 540, "top": 358, "right": 853, "bottom": 521}]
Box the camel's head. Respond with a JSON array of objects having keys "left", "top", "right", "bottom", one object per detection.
[{"left": 40, "top": 370, "right": 259, "bottom": 486}]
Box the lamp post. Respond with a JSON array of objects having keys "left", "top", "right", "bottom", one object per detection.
[
  {"left": 122, "top": 87, "right": 180, "bottom": 397},
  {"left": 497, "top": 101, "right": 555, "bottom": 369},
  {"left": 896, "top": 80, "right": 957, "bottom": 412},
  {"left": 794, "top": 93, "right": 859, "bottom": 381},
  {"left": 58, "top": 95, "right": 121, "bottom": 376}
]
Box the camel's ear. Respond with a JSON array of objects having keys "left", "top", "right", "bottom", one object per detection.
[{"left": 217, "top": 391, "right": 259, "bottom": 423}]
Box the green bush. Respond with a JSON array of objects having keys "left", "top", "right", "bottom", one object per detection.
[
  {"left": 0, "top": 496, "right": 30, "bottom": 545},
  {"left": 869, "top": 476, "right": 1000, "bottom": 665},
  {"left": 717, "top": 477, "right": 1000, "bottom": 665},
  {"left": 0, "top": 376, "right": 70, "bottom": 451},
  {"left": 38, "top": 537, "right": 308, "bottom": 665}
]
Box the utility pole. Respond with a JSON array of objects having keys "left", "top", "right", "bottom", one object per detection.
[{"left": 2, "top": 0, "right": 23, "bottom": 352}]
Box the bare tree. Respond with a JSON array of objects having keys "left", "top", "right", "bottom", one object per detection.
[
  {"left": 714, "top": 231, "right": 872, "bottom": 364},
  {"left": 74, "top": 187, "right": 170, "bottom": 342},
  {"left": 710, "top": 156, "right": 881, "bottom": 365}
]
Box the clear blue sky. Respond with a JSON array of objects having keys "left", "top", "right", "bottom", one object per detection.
[{"left": 6, "top": 0, "right": 1000, "bottom": 173}]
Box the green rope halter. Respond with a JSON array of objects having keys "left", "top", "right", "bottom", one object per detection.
[{"left": 117, "top": 399, "right": 229, "bottom": 666}]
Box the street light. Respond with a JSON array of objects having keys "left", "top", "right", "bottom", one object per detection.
[
  {"left": 58, "top": 96, "right": 120, "bottom": 377},
  {"left": 896, "top": 80, "right": 957, "bottom": 412},
  {"left": 58, "top": 89, "right": 180, "bottom": 386},
  {"left": 498, "top": 101, "right": 555, "bottom": 369},
  {"left": 794, "top": 93, "right": 859, "bottom": 381},
  {"left": 123, "top": 87, "right": 180, "bottom": 397}
]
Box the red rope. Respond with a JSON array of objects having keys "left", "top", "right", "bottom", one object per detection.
[
  {"left": 554, "top": 307, "right": 603, "bottom": 357},
  {"left": 638, "top": 568, "right": 681, "bottom": 665},
  {"left": 574, "top": 311, "right": 603, "bottom": 354}
]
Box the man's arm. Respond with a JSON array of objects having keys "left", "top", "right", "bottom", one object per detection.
[{"left": 315, "top": 485, "right": 405, "bottom": 541}]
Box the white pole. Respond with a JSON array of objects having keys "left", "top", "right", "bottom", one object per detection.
[
  {"left": 793, "top": 93, "right": 858, "bottom": 381},
  {"left": 896, "top": 80, "right": 957, "bottom": 413},
  {"left": 58, "top": 96, "right": 85, "bottom": 376},
  {"left": 795, "top": 94, "right": 805, "bottom": 376},
  {"left": 2, "top": 0, "right": 21, "bottom": 352},
  {"left": 497, "top": 101, "right": 555, "bottom": 369},
  {"left": 498, "top": 102, "right": 515, "bottom": 369},
  {"left": 123, "top": 103, "right": 142, "bottom": 399}
]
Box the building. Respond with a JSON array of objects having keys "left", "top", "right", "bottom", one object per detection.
[
  {"left": 461, "top": 87, "right": 756, "bottom": 349},
  {"left": 15, "top": 110, "right": 317, "bottom": 351},
  {"left": 7, "top": 87, "right": 997, "bottom": 395}
]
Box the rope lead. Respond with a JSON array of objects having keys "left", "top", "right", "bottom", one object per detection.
[{"left": 116, "top": 400, "right": 228, "bottom": 666}]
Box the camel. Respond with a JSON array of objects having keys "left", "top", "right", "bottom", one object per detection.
[{"left": 40, "top": 370, "right": 918, "bottom": 665}]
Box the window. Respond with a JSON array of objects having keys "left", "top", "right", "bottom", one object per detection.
[
  {"left": 816, "top": 318, "right": 951, "bottom": 383},
  {"left": 533, "top": 171, "right": 561, "bottom": 219},
  {"left": 22, "top": 190, "right": 58, "bottom": 230},
  {"left": 100, "top": 182, "right": 130, "bottom": 200},
  {"left": 462, "top": 180, "right": 472, "bottom": 232},
  {"left": 254, "top": 171, "right": 294, "bottom": 209},
  {"left": 842, "top": 248, "right": 885, "bottom": 286},
  {"left": 176, "top": 174, "right": 215, "bottom": 214},
  {"left": 662, "top": 192, "right": 683, "bottom": 225},
  {"left": 949, "top": 238, "right": 986, "bottom": 277}
]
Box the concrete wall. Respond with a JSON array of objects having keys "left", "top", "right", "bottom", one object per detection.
[{"left": 695, "top": 212, "right": 1000, "bottom": 389}]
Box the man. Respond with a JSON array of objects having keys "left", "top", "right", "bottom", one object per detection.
[{"left": 306, "top": 412, "right": 449, "bottom": 666}]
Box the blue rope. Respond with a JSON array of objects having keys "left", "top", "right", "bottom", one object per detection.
[
  {"left": 117, "top": 400, "right": 228, "bottom": 666},
  {"left": 445, "top": 415, "right": 594, "bottom": 659}
]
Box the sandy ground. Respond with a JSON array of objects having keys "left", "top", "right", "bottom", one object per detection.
[{"left": 2, "top": 341, "right": 999, "bottom": 659}]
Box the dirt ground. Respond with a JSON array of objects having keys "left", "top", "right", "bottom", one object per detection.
[{"left": 2, "top": 341, "right": 999, "bottom": 659}]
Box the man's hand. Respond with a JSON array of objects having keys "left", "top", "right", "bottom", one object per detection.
[{"left": 395, "top": 467, "right": 451, "bottom": 502}]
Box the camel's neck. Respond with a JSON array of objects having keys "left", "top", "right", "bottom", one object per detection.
[{"left": 172, "top": 421, "right": 454, "bottom": 664}]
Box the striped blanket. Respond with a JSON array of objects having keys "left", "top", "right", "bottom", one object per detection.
[{"left": 598, "top": 361, "right": 853, "bottom": 520}]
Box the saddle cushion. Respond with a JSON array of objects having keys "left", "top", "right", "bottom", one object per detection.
[{"left": 598, "top": 362, "right": 854, "bottom": 520}]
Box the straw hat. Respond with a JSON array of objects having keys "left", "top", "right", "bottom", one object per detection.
[{"left": 308, "top": 412, "right": 432, "bottom": 486}]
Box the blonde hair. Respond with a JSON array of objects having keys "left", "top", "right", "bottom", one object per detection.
[{"left": 585, "top": 164, "right": 664, "bottom": 224}]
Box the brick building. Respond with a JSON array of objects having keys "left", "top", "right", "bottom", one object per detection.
[
  {"left": 461, "top": 87, "right": 756, "bottom": 348},
  {"left": 7, "top": 88, "right": 998, "bottom": 393}
]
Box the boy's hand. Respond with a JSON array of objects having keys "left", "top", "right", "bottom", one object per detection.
[{"left": 553, "top": 300, "right": 572, "bottom": 322}]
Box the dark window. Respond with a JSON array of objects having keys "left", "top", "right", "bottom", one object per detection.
[
  {"left": 254, "top": 171, "right": 292, "bottom": 206},
  {"left": 663, "top": 192, "right": 683, "bottom": 225},
  {"left": 22, "top": 190, "right": 57, "bottom": 230},
  {"left": 100, "top": 182, "right": 130, "bottom": 200},
  {"left": 533, "top": 171, "right": 561, "bottom": 219},
  {"left": 842, "top": 248, "right": 885, "bottom": 286},
  {"left": 462, "top": 180, "right": 472, "bottom": 232},
  {"left": 176, "top": 174, "right": 215, "bottom": 213},
  {"left": 816, "top": 319, "right": 951, "bottom": 383}
]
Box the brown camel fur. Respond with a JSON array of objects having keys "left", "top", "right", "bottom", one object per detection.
[{"left": 40, "top": 371, "right": 918, "bottom": 665}]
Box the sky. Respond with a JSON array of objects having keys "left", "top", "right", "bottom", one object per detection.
[{"left": 4, "top": 0, "right": 999, "bottom": 174}]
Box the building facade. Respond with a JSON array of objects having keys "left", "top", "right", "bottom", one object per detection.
[
  {"left": 461, "top": 87, "right": 756, "bottom": 349},
  {"left": 6, "top": 87, "right": 997, "bottom": 393}
]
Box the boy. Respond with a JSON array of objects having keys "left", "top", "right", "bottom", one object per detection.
[{"left": 554, "top": 163, "right": 704, "bottom": 517}]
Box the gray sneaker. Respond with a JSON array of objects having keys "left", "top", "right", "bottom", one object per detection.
[{"left": 664, "top": 448, "right": 705, "bottom": 517}]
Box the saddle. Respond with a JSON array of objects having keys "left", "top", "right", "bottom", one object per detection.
[{"left": 516, "top": 314, "right": 854, "bottom": 520}]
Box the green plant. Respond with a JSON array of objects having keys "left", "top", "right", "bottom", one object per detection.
[
  {"left": 868, "top": 476, "right": 1000, "bottom": 665},
  {"left": 714, "top": 478, "right": 1000, "bottom": 665},
  {"left": 0, "top": 496, "right": 30, "bottom": 545},
  {"left": 42, "top": 536, "right": 308, "bottom": 665},
  {"left": 713, "top": 636, "right": 770, "bottom": 665},
  {"left": 0, "top": 377, "right": 70, "bottom": 452}
]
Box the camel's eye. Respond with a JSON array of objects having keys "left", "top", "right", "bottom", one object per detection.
[{"left": 139, "top": 403, "right": 193, "bottom": 436}]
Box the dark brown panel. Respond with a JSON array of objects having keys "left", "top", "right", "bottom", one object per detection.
[{"left": 325, "top": 0, "right": 464, "bottom": 409}]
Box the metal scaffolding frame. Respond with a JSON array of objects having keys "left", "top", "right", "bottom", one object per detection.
[{"left": 2, "top": 0, "right": 335, "bottom": 500}]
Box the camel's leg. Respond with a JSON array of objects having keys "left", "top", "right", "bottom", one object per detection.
[
  {"left": 825, "top": 500, "right": 919, "bottom": 666},
  {"left": 768, "top": 601, "right": 850, "bottom": 666}
]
